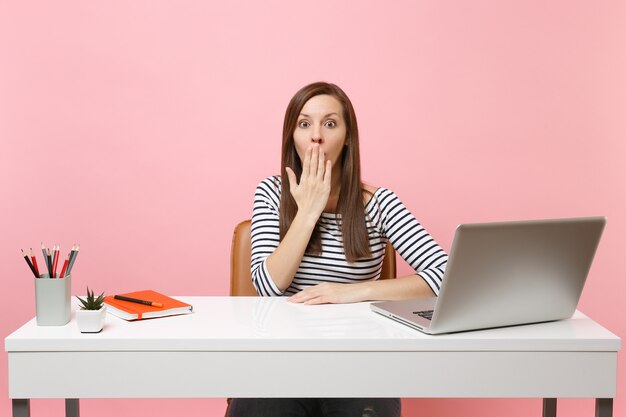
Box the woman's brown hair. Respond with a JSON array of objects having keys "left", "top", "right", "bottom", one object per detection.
[{"left": 279, "top": 82, "right": 371, "bottom": 263}]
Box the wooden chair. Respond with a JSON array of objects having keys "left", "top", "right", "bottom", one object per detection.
[
  {"left": 227, "top": 219, "right": 398, "bottom": 415},
  {"left": 230, "top": 219, "right": 397, "bottom": 296}
]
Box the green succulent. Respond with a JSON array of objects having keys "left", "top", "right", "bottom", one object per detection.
[{"left": 76, "top": 287, "right": 105, "bottom": 310}]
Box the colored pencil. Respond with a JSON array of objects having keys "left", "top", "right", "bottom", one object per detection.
[
  {"left": 42, "top": 243, "right": 52, "bottom": 277},
  {"left": 47, "top": 248, "right": 53, "bottom": 278},
  {"left": 21, "top": 249, "right": 39, "bottom": 277},
  {"left": 66, "top": 244, "right": 80, "bottom": 275},
  {"left": 52, "top": 244, "right": 60, "bottom": 278},
  {"left": 59, "top": 255, "right": 70, "bottom": 278},
  {"left": 30, "top": 248, "right": 40, "bottom": 277}
]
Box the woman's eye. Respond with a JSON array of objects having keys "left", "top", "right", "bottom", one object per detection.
[
  {"left": 324, "top": 120, "right": 336, "bottom": 128},
  {"left": 299, "top": 121, "right": 310, "bottom": 128}
]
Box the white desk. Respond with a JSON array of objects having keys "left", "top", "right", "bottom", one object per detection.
[{"left": 5, "top": 297, "right": 621, "bottom": 417}]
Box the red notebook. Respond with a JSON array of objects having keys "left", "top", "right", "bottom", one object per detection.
[{"left": 104, "top": 290, "right": 193, "bottom": 321}]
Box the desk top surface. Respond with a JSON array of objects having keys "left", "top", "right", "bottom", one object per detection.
[{"left": 5, "top": 296, "right": 621, "bottom": 352}]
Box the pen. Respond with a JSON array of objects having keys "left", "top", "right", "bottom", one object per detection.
[
  {"left": 30, "top": 248, "right": 40, "bottom": 277},
  {"left": 21, "top": 249, "right": 39, "bottom": 278},
  {"left": 114, "top": 295, "right": 163, "bottom": 308}
]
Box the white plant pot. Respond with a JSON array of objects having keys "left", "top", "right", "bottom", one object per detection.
[{"left": 76, "top": 306, "right": 106, "bottom": 333}]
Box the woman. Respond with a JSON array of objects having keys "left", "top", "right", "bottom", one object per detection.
[{"left": 227, "top": 82, "right": 448, "bottom": 417}]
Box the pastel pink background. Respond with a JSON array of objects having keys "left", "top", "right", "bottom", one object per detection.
[{"left": 1, "top": 1, "right": 624, "bottom": 416}]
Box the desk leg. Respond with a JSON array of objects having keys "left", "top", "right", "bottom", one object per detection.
[
  {"left": 596, "top": 398, "right": 613, "bottom": 417},
  {"left": 65, "top": 399, "right": 80, "bottom": 417},
  {"left": 542, "top": 398, "right": 556, "bottom": 417},
  {"left": 12, "top": 399, "right": 30, "bottom": 417}
]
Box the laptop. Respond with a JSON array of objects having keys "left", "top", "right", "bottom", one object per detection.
[{"left": 371, "top": 216, "right": 606, "bottom": 334}]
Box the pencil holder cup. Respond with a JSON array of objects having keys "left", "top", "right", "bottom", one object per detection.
[{"left": 34, "top": 274, "right": 72, "bottom": 326}]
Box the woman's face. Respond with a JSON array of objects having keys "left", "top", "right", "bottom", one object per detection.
[{"left": 293, "top": 94, "right": 346, "bottom": 169}]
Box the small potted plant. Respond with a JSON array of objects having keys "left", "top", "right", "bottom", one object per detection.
[{"left": 75, "top": 287, "right": 106, "bottom": 333}]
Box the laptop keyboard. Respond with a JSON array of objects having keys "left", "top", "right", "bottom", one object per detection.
[{"left": 412, "top": 310, "right": 434, "bottom": 320}]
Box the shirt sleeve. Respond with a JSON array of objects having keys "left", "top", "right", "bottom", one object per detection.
[
  {"left": 376, "top": 188, "right": 448, "bottom": 295},
  {"left": 250, "top": 177, "right": 284, "bottom": 296}
]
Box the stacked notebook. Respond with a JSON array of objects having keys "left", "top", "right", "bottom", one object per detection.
[{"left": 104, "top": 290, "right": 193, "bottom": 321}]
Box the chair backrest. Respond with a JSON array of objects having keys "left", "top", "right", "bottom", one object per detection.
[{"left": 230, "top": 219, "right": 397, "bottom": 296}]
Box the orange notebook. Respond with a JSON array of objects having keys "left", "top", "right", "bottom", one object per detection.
[{"left": 104, "top": 290, "right": 193, "bottom": 321}]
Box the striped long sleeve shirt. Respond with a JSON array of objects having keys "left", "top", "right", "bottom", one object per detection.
[{"left": 251, "top": 176, "right": 448, "bottom": 297}]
